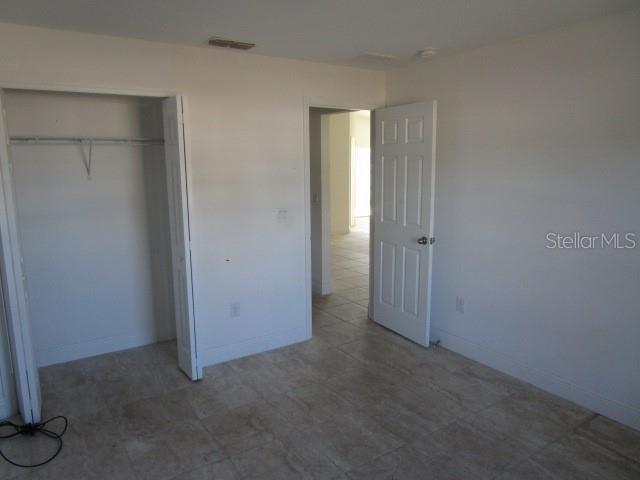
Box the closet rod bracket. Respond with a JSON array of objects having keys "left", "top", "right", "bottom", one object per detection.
[{"left": 81, "top": 140, "right": 93, "bottom": 180}]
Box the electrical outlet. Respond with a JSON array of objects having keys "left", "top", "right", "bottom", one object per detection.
[
  {"left": 455, "top": 296, "right": 465, "bottom": 314},
  {"left": 230, "top": 302, "right": 241, "bottom": 318}
]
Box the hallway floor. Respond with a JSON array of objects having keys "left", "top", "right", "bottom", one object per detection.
[
  {"left": 2, "top": 222, "right": 639, "bottom": 479},
  {"left": 325, "top": 218, "right": 370, "bottom": 310}
]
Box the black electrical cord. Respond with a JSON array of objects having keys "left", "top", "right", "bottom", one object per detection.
[{"left": 0, "top": 416, "right": 68, "bottom": 468}]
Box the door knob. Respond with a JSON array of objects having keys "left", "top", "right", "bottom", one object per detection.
[{"left": 417, "top": 236, "right": 428, "bottom": 245}]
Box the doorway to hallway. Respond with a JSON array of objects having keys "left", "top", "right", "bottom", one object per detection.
[
  {"left": 308, "top": 100, "right": 437, "bottom": 349},
  {"left": 329, "top": 218, "right": 369, "bottom": 305},
  {"left": 308, "top": 107, "right": 372, "bottom": 341}
]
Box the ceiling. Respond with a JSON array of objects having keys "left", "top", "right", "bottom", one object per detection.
[{"left": 0, "top": 0, "right": 636, "bottom": 69}]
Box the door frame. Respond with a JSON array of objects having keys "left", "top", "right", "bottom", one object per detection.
[
  {"left": 303, "top": 97, "right": 379, "bottom": 339},
  {"left": 0, "top": 81, "right": 198, "bottom": 421},
  {"left": 349, "top": 135, "right": 357, "bottom": 228},
  {"left": 319, "top": 113, "right": 332, "bottom": 295}
]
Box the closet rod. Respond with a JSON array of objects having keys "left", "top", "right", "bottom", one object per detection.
[{"left": 8, "top": 136, "right": 165, "bottom": 146}]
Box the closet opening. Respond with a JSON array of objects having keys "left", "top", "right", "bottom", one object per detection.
[{"left": 0, "top": 88, "right": 198, "bottom": 424}]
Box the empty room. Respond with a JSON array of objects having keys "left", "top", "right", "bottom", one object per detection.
[{"left": 0, "top": 1, "right": 638, "bottom": 479}]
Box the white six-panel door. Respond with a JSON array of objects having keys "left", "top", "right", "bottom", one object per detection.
[
  {"left": 162, "top": 96, "right": 201, "bottom": 380},
  {"left": 372, "top": 101, "right": 437, "bottom": 347}
]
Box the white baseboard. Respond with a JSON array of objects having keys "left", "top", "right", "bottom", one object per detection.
[
  {"left": 199, "top": 326, "right": 309, "bottom": 368},
  {"left": 432, "top": 327, "right": 640, "bottom": 431},
  {"left": 36, "top": 331, "right": 172, "bottom": 367},
  {"left": 320, "top": 280, "right": 332, "bottom": 296},
  {"left": 313, "top": 278, "right": 332, "bottom": 296}
]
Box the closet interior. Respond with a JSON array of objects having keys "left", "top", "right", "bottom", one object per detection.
[{"left": 3, "top": 89, "right": 176, "bottom": 370}]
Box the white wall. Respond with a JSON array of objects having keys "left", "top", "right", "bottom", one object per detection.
[
  {"left": 386, "top": 10, "right": 640, "bottom": 429},
  {"left": 0, "top": 22, "right": 385, "bottom": 367},
  {"left": 5, "top": 90, "right": 174, "bottom": 366},
  {"left": 329, "top": 113, "right": 351, "bottom": 234}
]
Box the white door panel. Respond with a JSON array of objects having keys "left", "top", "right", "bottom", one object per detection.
[
  {"left": 0, "top": 286, "right": 17, "bottom": 419},
  {"left": 162, "top": 96, "right": 200, "bottom": 380},
  {"left": 373, "top": 101, "right": 437, "bottom": 347},
  {"left": 0, "top": 90, "right": 41, "bottom": 423}
]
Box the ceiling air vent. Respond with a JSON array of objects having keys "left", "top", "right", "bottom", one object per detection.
[{"left": 208, "top": 36, "right": 255, "bottom": 50}]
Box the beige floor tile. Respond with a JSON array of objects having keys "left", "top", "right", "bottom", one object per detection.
[
  {"left": 532, "top": 433, "right": 640, "bottom": 480},
  {"left": 576, "top": 415, "right": 640, "bottom": 463},
  {"left": 28, "top": 226, "right": 636, "bottom": 479},
  {"left": 412, "top": 419, "right": 534, "bottom": 479}
]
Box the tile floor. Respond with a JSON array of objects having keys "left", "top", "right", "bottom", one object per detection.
[
  {"left": 323, "top": 219, "right": 370, "bottom": 313},
  {"left": 1, "top": 222, "right": 639, "bottom": 479}
]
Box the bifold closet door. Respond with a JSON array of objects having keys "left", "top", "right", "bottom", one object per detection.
[
  {"left": 162, "top": 96, "right": 200, "bottom": 380},
  {"left": 0, "top": 90, "right": 42, "bottom": 423}
]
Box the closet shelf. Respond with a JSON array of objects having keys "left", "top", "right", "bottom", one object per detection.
[{"left": 8, "top": 136, "right": 164, "bottom": 146}]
